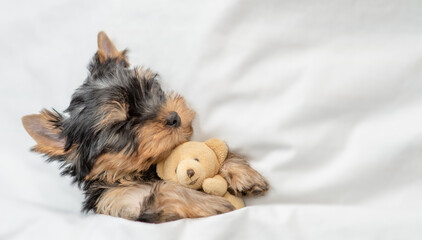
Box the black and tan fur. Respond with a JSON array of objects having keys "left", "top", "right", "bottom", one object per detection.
[{"left": 22, "top": 32, "right": 269, "bottom": 223}]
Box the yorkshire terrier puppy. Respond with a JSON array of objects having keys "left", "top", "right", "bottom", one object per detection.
[{"left": 22, "top": 32, "right": 269, "bottom": 223}]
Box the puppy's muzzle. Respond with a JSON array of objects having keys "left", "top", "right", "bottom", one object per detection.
[{"left": 166, "top": 111, "right": 181, "bottom": 128}]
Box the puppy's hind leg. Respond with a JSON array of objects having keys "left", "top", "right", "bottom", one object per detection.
[
  {"left": 94, "top": 183, "right": 153, "bottom": 221},
  {"left": 138, "top": 181, "right": 235, "bottom": 223}
]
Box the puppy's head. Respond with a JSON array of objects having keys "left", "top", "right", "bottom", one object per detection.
[{"left": 22, "top": 32, "right": 195, "bottom": 184}]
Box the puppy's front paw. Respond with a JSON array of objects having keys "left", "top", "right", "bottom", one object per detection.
[{"left": 220, "top": 153, "right": 269, "bottom": 197}]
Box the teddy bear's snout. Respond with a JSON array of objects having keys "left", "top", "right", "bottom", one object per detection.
[
  {"left": 175, "top": 159, "right": 205, "bottom": 189},
  {"left": 187, "top": 169, "right": 195, "bottom": 178}
]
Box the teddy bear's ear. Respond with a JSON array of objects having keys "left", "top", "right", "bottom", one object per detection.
[
  {"left": 205, "top": 138, "right": 229, "bottom": 165},
  {"left": 156, "top": 161, "right": 165, "bottom": 178}
]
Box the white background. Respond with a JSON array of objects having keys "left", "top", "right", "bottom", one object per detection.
[{"left": 1, "top": 0, "right": 422, "bottom": 239}]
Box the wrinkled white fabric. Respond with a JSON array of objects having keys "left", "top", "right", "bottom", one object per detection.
[{"left": 1, "top": 0, "right": 422, "bottom": 239}]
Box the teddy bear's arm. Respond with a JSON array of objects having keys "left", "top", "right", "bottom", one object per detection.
[{"left": 202, "top": 175, "right": 228, "bottom": 197}]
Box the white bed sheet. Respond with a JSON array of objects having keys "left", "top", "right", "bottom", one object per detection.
[{"left": 1, "top": 0, "right": 422, "bottom": 239}]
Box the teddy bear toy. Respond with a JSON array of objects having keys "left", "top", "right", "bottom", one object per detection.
[{"left": 156, "top": 138, "right": 245, "bottom": 209}]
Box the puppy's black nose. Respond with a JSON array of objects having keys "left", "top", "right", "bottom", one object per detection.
[
  {"left": 166, "top": 111, "right": 181, "bottom": 128},
  {"left": 187, "top": 169, "right": 195, "bottom": 178}
]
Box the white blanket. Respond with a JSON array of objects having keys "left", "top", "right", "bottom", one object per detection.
[{"left": 1, "top": 0, "right": 422, "bottom": 239}]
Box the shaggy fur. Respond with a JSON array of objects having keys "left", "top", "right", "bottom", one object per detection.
[{"left": 22, "top": 32, "right": 268, "bottom": 223}]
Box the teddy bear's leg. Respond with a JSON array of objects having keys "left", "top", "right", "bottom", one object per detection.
[
  {"left": 223, "top": 192, "right": 245, "bottom": 209},
  {"left": 220, "top": 152, "right": 269, "bottom": 197}
]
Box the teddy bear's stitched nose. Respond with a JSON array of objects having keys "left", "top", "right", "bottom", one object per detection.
[{"left": 187, "top": 169, "right": 195, "bottom": 178}]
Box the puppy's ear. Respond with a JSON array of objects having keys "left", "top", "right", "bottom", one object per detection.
[
  {"left": 97, "top": 31, "right": 127, "bottom": 64},
  {"left": 22, "top": 110, "right": 66, "bottom": 156}
]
